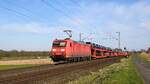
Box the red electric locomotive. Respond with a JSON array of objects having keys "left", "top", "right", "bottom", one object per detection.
[{"left": 50, "top": 38, "right": 91, "bottom": 62}]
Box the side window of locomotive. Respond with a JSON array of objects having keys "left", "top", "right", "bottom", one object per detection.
[{"left": 70, "top": 43, "right": 72, "bottom": 47}]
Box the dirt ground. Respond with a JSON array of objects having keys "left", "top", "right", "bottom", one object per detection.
[
  {"left": 0, "top": 58, "right": 53, "bottom": 65},
  {"left": 133, "top": 56, "right": 150, "bottom": 84}
]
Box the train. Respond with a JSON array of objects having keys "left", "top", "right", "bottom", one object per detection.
[{"left": 50, "top": 38, "right": 128, "bottom": 62}]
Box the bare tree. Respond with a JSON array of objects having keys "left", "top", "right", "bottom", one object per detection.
[{"left": 147, "top": 47, "right": 150, "bottom": 53}]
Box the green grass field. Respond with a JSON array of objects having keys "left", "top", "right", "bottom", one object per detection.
[
  {"left": 139, "top": 52, "right": 150, "bottom": 64},
  {"left": 105, "top": 57, "right": 143, "bottom": 84},
  {"left": 69, "top": 57, "right": 144, "bottom": 84},
  {"left": 0, "top": 64, "right": 39, "bottom": 71}
]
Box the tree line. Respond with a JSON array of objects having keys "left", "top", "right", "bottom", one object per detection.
[{"left": 0, "top": 50, "right": 50, "bottom": 57}]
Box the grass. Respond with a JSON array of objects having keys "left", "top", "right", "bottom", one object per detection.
[
  {"left": 139, "top": 52, "right": 150, "bottom": 63},
  {"left": 0, "top": 64, "right": 39, "bottom": 71},
  {"left": 68, "top": 57, "right": 144, "bottom": 84},
  {"left": 105, "top": 57, "right": 143, "bottom": 84}
]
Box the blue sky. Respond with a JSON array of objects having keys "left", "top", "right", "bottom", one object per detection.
[{"left": 0, "top": 0, "right": 150, "bottom": 51}]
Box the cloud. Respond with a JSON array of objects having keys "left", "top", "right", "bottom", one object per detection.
[
  {"left": 0, "top": 22, "right": 87, "bottom": 40},
  {"left": 61, "top": 0, "right": 150, "bottom": 49},
  {"left": 1, "top": 0, "right": 150, "bottom": 50},
  {"left": 0, "top": 22, "right": 55, "bottom": 34},
  {"left": 0, "top": 22, "right": 77, "bottom": 35}
]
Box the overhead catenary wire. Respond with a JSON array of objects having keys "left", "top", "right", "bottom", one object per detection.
[
  {"left": 0, "top": 6, "right": 32, "bottom": 21},
  {"left": 41, "top": 0, "right": 94, "bottom": 32},
  {"left": 69, "top": 0, "right": 104, "bottom": 42},
  {"left": 3, "top": 0, "right": 49, "bottom": 22},
  {"left": 4, "top": 0, "right": 33, "bottom": 14},
  {"left": 2, "top": 0, "right": 93, "bottom": 41},
  {"left": 41, "top": 0, "right": 83, "bottom": 26},
  {"left": 41, "top": 0, "right": 119, "bottom": 47},
  {"left": 2, "top": 0, "right": 107, "bottom": 43},
  {"left": 55, "top": 0, "right": 93, "bottom": 32},
  {"left": 0, "top": 0, "right": 113, "bottom": 45},
  {"left": 69, "top": 1, "right": 113, "bottom": 43},
  {"left": 49, "top": 0, "right": 113, "bottom": 44},
  {"left": 41, "top": 0, "right": 97, "bottom": 42},
  {"left": 69, "top": 0, "right": 83, "bottom": 9}
]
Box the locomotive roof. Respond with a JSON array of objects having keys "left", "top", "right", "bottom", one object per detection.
[{"left": 54, "top": 38, "right": 87, "bottom": 45}]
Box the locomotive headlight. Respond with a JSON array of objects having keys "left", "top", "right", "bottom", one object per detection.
[
  {"left": 61, "top": 49, "right": 65, "bottom": 52},
  {"left": 52, "top": 49, "right": 56, "bottom": 51}
]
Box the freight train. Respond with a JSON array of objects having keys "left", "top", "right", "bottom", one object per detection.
[{"left": 50, "top": 38, "right": 128, "bottom": 62}]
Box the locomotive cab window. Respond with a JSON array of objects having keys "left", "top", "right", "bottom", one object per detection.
[{"left": 53, "top": 42, "right": 66, "bottom": 47}]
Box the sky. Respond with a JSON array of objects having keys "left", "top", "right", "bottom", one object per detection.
[{"left": 0, "top": 0, "right": 150, "bottom": 51}]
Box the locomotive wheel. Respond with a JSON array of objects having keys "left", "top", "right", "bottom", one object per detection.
[
  {"left": 86, "top": 57, "right": 88, "bottom": 61},
  {"left": 73, "top": 58, "right": 76, "bottom": 62},
  {"left": 75, "top": 58, "right": 78, "bottom": 62},
  {"left": 125, "top": 55, "right": 129, "bottom": 58},
  {"left": 70, "top": 58, "right": 73, "bottom": 63},
  {"left": 89, "top": 56, "right": 92, "bottom": 61},
  {"left": 86, "top": 57, "right": 89, "bottom": 61},
  {"left": 67, "top": 58, "right": 72, "bottom": 63},
  {"left": 80, "top": 57, "right": 83, "bottom": 61},
  {"left": 82, "top": 57, "right": 85, "bottom": 61},
  {"left": 77, "top": 57, "right": 80, "bottom": 62},
  {"left": 84, "top": 57, "right": 87, "bottom": 61}
]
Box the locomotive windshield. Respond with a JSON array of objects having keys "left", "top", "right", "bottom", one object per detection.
[{"left": 53, "top": 41, "right": 66, "bottom": 47}]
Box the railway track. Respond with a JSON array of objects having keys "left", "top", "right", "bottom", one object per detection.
[{"left": 0, "top": 57, "right": 123, "bottom": 84}]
